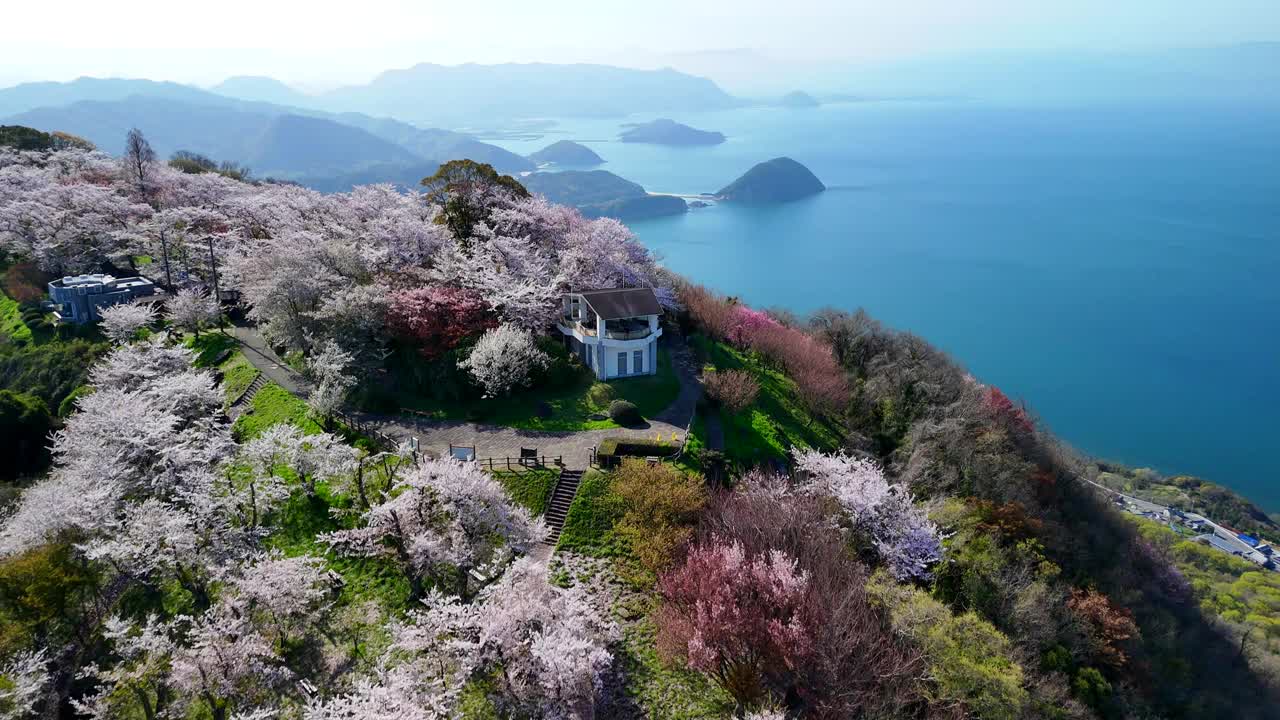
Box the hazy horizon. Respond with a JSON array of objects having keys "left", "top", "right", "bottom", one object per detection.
[{"left": 5, "top": 0, "right": 1280, "bottom": 93}]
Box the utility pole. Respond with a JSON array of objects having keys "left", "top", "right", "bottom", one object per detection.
[{"left": 207, "top": 235, "right": 223, "bottom": 329}]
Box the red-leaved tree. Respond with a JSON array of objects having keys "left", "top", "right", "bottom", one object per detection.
[
  {"left": 386, "top": 285, "right": 496, "bottom": 359},
  {"left": 656, "top": 537, "right": 813, "bottom": 709}
]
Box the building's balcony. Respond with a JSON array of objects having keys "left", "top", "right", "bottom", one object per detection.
[{"left": 559, "top": 317, "right": 658, "bottom": 342}]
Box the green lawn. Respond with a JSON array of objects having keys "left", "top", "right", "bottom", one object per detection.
[
  {"left": 232, "top": 383, "right": 323, "bottom": 439},
  {"left": 492, "top": 467, "right": 559, "bottom": 516},
  {"left": 691, "top": 334, "right": 844, "bottom": 467},
  {"left": 0, "top": 291, "right": 32, "bottom": 345},
  {"left": 184, "top": 331, "right": 238, "bottom": 368},
  {"left": 219, "top": 354, "right": 259, "bottom": 406},
  {"left": 615, "top": 617, "right": 735, "bottom": 720},
  {"left": 556, "top": 469, "right": 627, "bottom": 556},
  {"left": 399, "top": 348, "right": 681, "bottom": 432}
]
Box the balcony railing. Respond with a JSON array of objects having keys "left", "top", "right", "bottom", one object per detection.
[{"left": 561, "top": 317, "right": 654, "bottom": 341}]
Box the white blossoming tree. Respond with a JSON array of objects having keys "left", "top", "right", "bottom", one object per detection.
[
  {"left": 167, "top": 287, "right": 220, "bottom": 338},
  {"left": 323, "top": 458, "right": 543, "bottom": 599},
  {"left": 98, "top": 301, "right": 156, "bottom": 344},
  {"left": 307, "top": 339, "right": 357, "bottom": 426},
  {"left": 457, "top": 324, "right": 550, "bottom": 398},
  {"left": 792, "top": 448, "right": 943, "bottom": 581}
]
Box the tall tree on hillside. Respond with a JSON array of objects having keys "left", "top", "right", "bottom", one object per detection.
[
  {"left": 420, "top": 159, "right": 528, "bottom": 242},
  {"left": 123, "top": 128, "right": 157, "bottom": 197}
]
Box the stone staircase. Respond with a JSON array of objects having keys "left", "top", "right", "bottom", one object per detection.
[
  {"left": 542, "top": 468, "right": 585, "bottom": 546},
  {"left": 228, "top": 373, "right": 268, "bottom": 418}
]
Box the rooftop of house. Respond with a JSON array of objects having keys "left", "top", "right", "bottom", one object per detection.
[
  {"left": 50, "top": 273, "right": 154, "bottom": 290},
  {"left": 572, "top": 287, "right": 661, "bottom": 320}
]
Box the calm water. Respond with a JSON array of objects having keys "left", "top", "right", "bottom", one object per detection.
[{"left": 493, "top": 102, "right": 1280, "bottom": 509}]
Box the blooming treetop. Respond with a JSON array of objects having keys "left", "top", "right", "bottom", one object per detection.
[
  {"left": 323, "top": 458, "right": 544, "bottom": 597},
  {"left": 791, "top": 448, "right": 943, "bottom": 581},
  {"left": 98, "top": 301, "right": 156, "bottom": 344},
  {"left": 457, "top": 324, "right": 551, "bottom": 398}
]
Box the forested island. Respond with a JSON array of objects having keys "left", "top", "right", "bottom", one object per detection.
[
  {"left": 522, "top": 169, "right": 686, "bottom": 219},
  {"left": 1, "top": 129, "right": 1278, "bottom": 720},
  {"left": 618, "top": 118, "right": 726, "bottom": 145},
  {"left": 527, "top": 140, "right": 605, "bottom": 166},
  {"left": 718, "top": 156, "right": 826, "bottom": 202}
]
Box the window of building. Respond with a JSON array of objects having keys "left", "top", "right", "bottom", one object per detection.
[
  {"left": 617, "top": 352, "right": 627, "bottom": 376},
  {"left": 633, "top": 350, "right": 644, "bottom": 374}
]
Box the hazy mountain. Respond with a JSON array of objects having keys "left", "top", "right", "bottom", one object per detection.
[
  {"left": 5, "top": 96, "right": 421, "bottom": 179},
  {"left": 319, "top": 62, "right": 741, "bottom": 126},
  {"left": 522, "top": 170, "right": 686, "bottom": 220},
  {"left": 210, "top": 75, "right": 318, "bottom": 108},
  {"left": 527, "top": 140, "right": 604, "bottom": 166},
  {"left": 0, "top": 77, "right": 217, "bottom": 117},
  {"left": 0, "top": 80, "right": 532, "bottom": 185},
  {"left": 332, "top": 114, "right": 532, "bottom": 172}
]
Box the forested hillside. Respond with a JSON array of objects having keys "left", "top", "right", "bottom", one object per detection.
[{"left": 0, "top": 138, "right": 1277, "bottom": 719}]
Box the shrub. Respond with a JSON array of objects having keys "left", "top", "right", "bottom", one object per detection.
[
  {"left": 868, "top": 570, "right": 1027, "bottom": 720},
  {"left": 536, "top": 337, "right": 584, "bottom": 389},
  {"left": 608, "top": 399, "right": 642, "bottom": 426},
  {"left": 587, "top": 382, "right": 616, "bottom": 408},
  {"left": 612, "top": 459, "right": 707, "bottom": 577},
  {"left": 0, "top": 390, "right": 53, "bottom": 480},
  {"left": 595, "top": 437, "right": 678, "bottom": 468},
  {"left": 703, "top": 369, "right": 760, "bottom": 413},
  {"left": 56, "top": 385, "right": 93, "bottom": 417}
]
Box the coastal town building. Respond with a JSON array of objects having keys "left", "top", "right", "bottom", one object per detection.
[
  {"left": 47, "top": 273, "right": 156, "bottom": 324},
  {"left": 557, "top": 288, "right": 662, "bottom": 380}
]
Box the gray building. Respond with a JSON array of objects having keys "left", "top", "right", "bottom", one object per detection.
[{"left": 48, "top": 273, "right": 156, "bottom": 324}]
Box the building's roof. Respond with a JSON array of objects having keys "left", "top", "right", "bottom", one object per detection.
[{"left": 575, "top": 287, "right": 661, "bottom": 320}]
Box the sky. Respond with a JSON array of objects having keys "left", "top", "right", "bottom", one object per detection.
[{"left": 4, "top": 0, "right": 1280, "bottom": 91}]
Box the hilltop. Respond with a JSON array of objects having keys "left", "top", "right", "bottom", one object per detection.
[
  {"left": 527, "top": 140, "right": 604, "bottom": 166},
  {"left": 717, "top": 156, "right": 826, "bottom": 202},
  {"left": 1, "top": 141, "right": 1277, "bottom": 720}
]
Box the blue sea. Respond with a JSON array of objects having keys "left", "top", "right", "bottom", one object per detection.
[{"left": 491, "top": 101, "right": 1280, "bottom": 509}]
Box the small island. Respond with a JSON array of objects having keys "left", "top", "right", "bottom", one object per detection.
[
  {"left": 523, "top": 169, "right": 687, "bottom": 220},
  {"left": 717, "top": 157, "right": 825, "bottom": 203},
  {"left": 527, "top": 140, "right": 604, "bottom": 166},
  {"left": 618, "top": 118, "right": 725, "bottom": 146},
  {"left": 780, "top": 90, "right": 820, "bottom": 108}
]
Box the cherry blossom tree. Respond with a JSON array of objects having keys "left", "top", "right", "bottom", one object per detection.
[
  {"left": 73, "top": 615, "right": 176, "bottom": 720},
  {"left": 169, "top": 605, "right": 292, "bottom": 720},
  {"left": 457, "top": 324, "right": 550, "bottom": 398},
  {"left": 656, "top": 538, "right": 813, "bottom": 709},
  {"left": 323, "top": 459, "right": 543, "bottom": 598},
  {"left": 478, "top": 558, "right": 617, "bottom": 718},
  {"left": 304, "top": 590, "right": 480, "bottom": 720},
  {"left": 0, "top": 649, "right": 49, "bottom": 720},
  {"left": 99, "top": 301, "right": 157, "bottom": 344},
  {"left": 228, "top": 552, "right": 334, "bottom": 649},
  {"left": 168, "top": 288, "right": 220, "bottom": 338},
  {"left": 307, "top": 340, "right": 357, "bottom": 426},
  {"left": 792, "top": 449, "right": 942, "bottom": 581}
]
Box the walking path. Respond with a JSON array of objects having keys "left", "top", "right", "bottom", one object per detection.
[{"left": 226, "top": 325, "right": 703, "bottom": 469}]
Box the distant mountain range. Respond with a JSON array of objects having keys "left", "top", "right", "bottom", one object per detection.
[
  {"left": 315, "top": 63, "right": 741, "bottom": 127},
  {"left": 0, "top": 65, "right": 744, "bottom": 190},
  {"left": 0, "top": 78, "right": 534, "bottom": 189}
]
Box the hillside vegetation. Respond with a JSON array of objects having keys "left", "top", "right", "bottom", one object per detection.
[{"left": 0, "top": 139, "right": 1277, "bottom": 720}]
